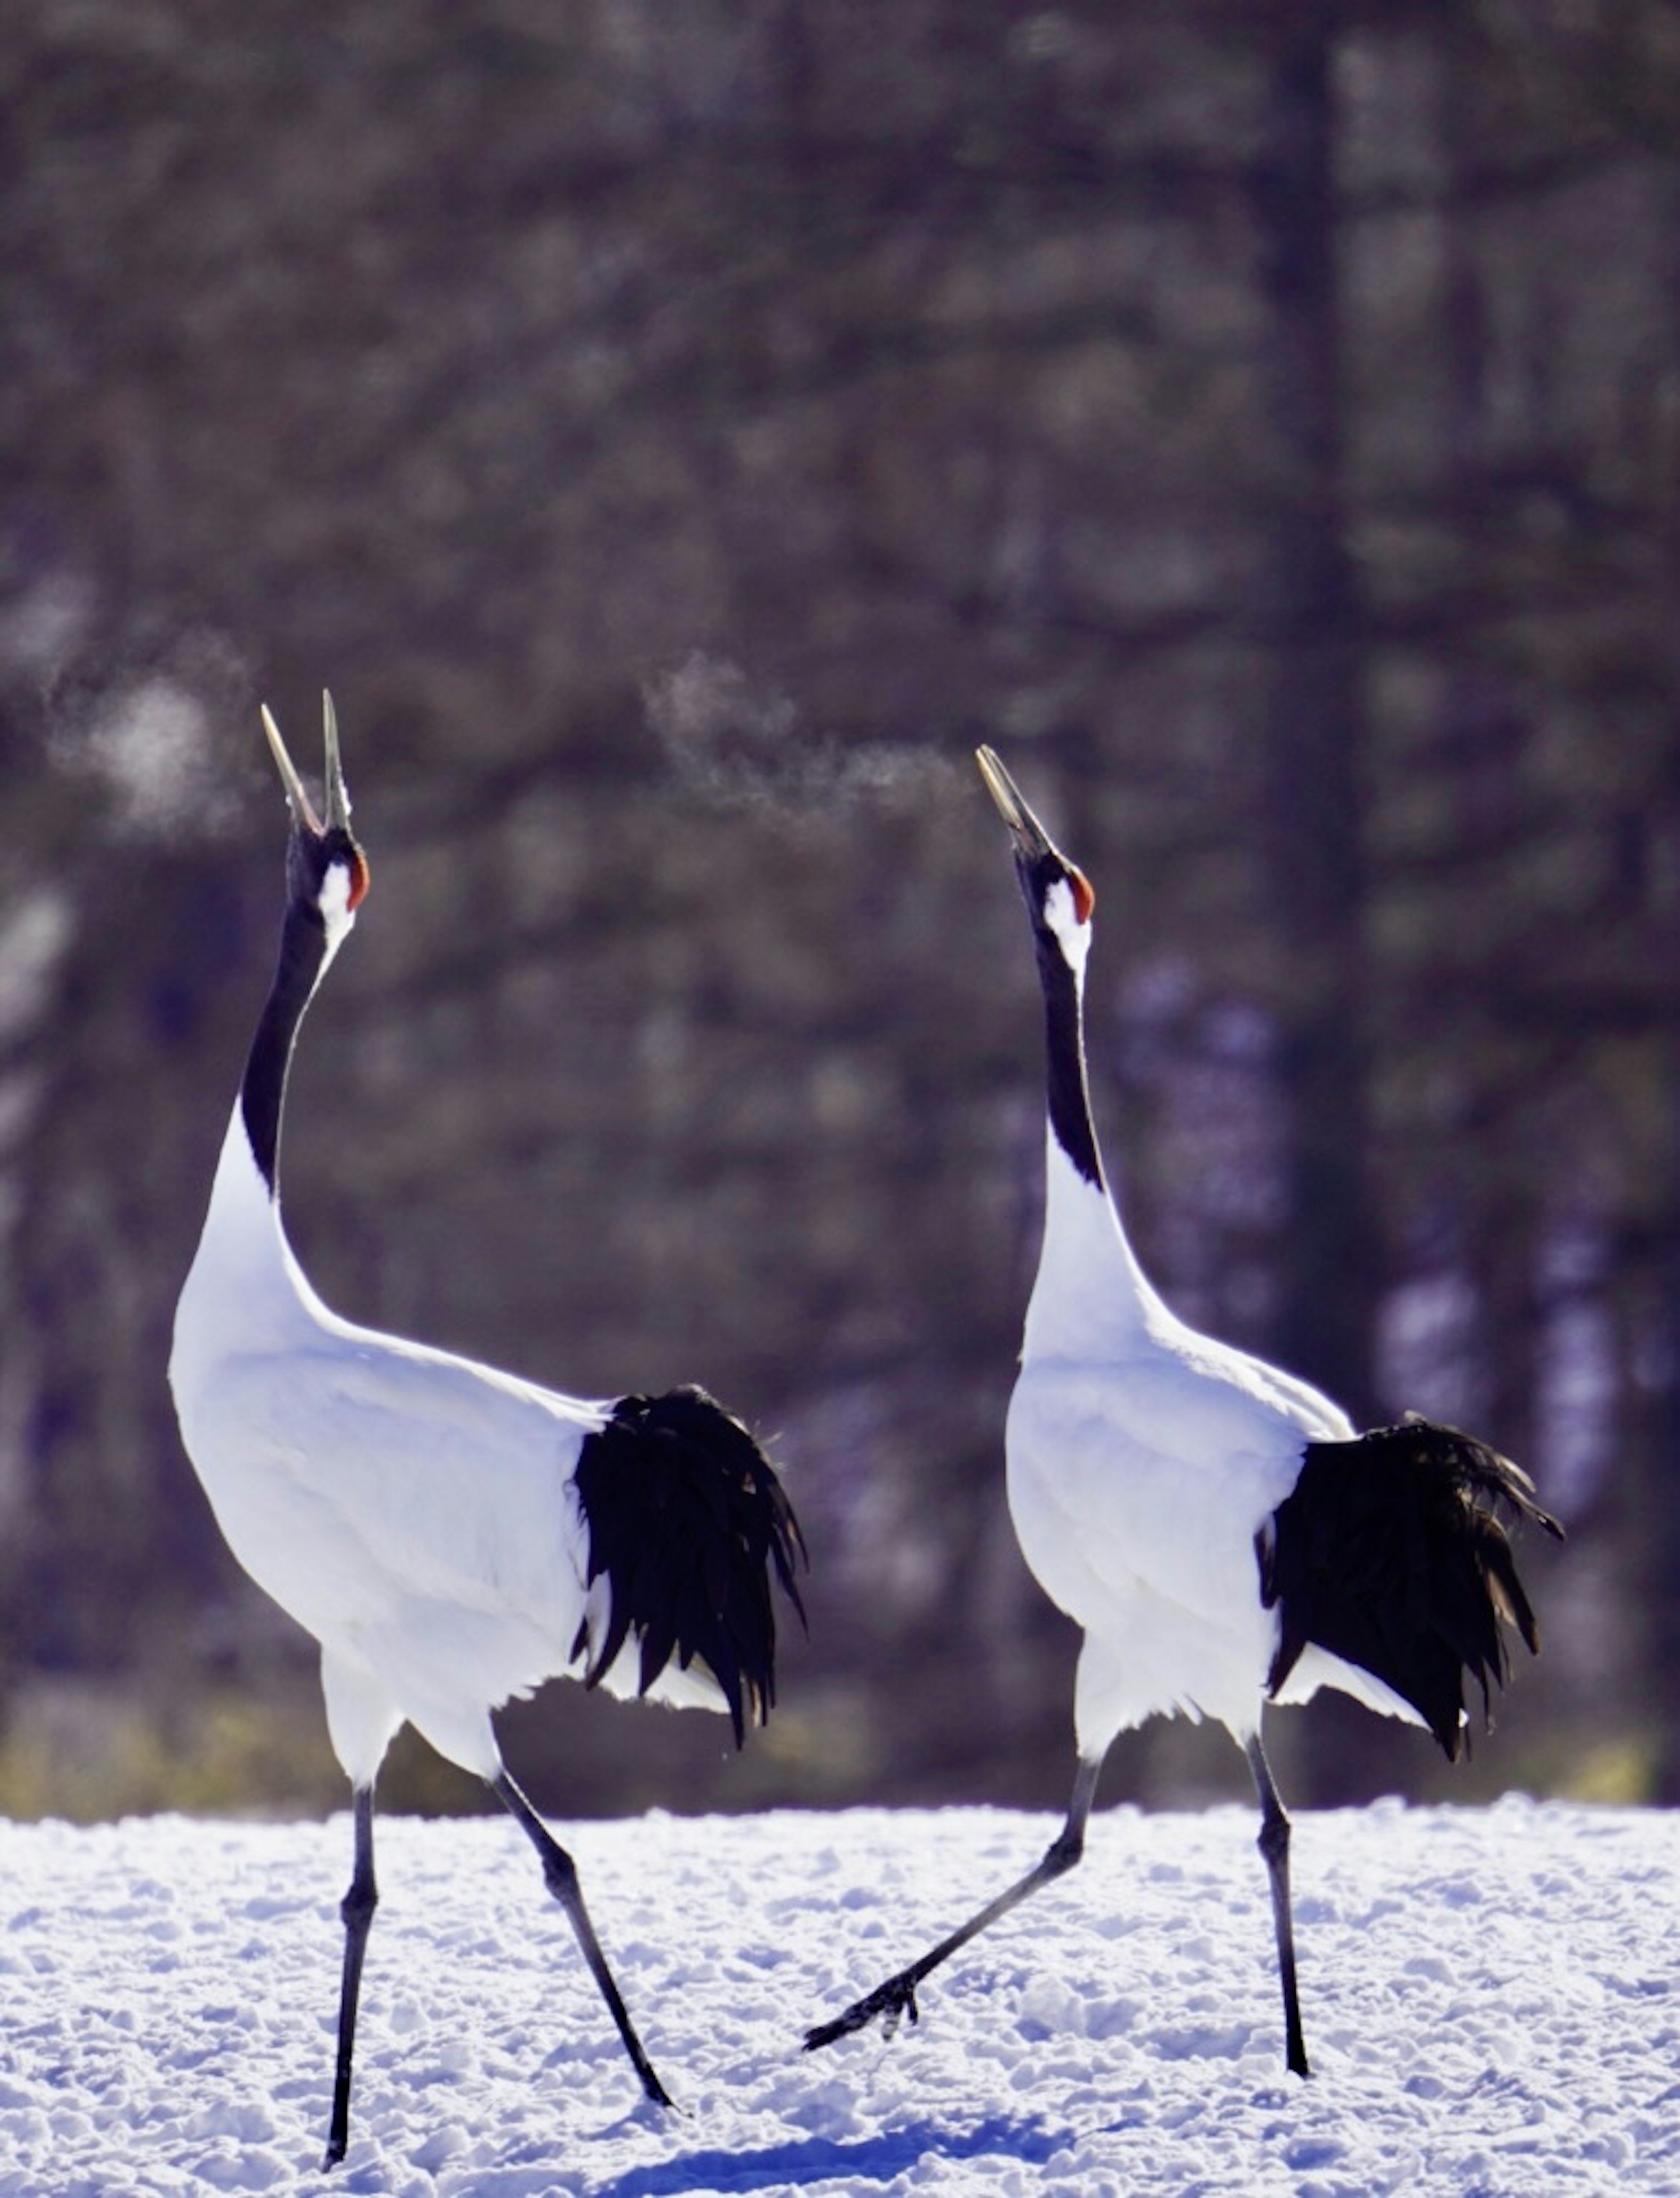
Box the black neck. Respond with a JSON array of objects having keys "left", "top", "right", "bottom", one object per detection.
[
  {"left": 1036, "top": 930, "right": 1104, "bottom": 1189},
  {"left": 240, "top": 899, "right": 329, "bottom": 1195}
]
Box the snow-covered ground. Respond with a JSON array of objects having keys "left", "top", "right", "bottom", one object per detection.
[{"left": 0, "top": 1797, "right": 1673, "bottom": 2197}]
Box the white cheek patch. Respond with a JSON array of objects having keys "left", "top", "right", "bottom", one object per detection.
[
  {"left": 319, "top": 859, "right": 358, "bottom": 957},
  {"left": 1044, "top": 876, "right": 1092, "bottom": 973}
]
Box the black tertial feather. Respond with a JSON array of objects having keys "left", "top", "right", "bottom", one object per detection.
[
  {"left": 569, "top": 1385, "right": 807, "bottom": 1746},
  {"left": 1257, "top": 1415, "right": 1563, "bottom": 1759}
]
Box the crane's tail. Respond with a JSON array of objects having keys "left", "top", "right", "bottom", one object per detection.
[
  {"left": 1257, "top": 1414, "right": 1564, "bottom": 1760},
  {"left": 570, "top": 1385, "right": 807, "bottom": 1746}
]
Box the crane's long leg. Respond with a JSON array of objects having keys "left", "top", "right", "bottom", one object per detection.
[
  {"left": 489, "top": 1770, "right": 673, "bottom": 2110},
  {"left": 803, "top": 1755, "right": 1102, "bottom": 2051},
  {"left": 1246, "top": 1734, "right": 1309, "bottom": 2078},
  {"left": 325, "top": 1784, "right": 378, "bottom": 2168}
]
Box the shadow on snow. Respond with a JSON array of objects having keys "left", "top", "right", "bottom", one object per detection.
[{"left": 584, "top": 2115, "right": 1068, "bottom": 2195}]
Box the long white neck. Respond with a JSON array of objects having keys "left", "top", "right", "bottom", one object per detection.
[
  {"left": 172, "top": 875, "right": 351, "bottom": 1392},
  {"left": 1018, "top": 902, "right": 1177, "bottom": 1366},
  {"left": 1021, "top": 1125, "right": 1174, "bottom": 1363},
  {"left": 171, "top": 1105, "right": 326, "bottom": 1405},
  {"left": 208, "top": 1104, "right": 315, "bottom": 1285}
]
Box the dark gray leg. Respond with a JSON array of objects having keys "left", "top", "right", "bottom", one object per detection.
[
  {"left": 804, "top": 1754, "right": 1103, "bottom": 2051},
  {"left": 1246, "top": 1734, "right": 1309, "bottom": 2078},
  {"left": 325, "top": 1784, "right": 378, "bottom": 2168},
  {"left": 489, "top": 1769, "right": 673, "bottom": 2109}
]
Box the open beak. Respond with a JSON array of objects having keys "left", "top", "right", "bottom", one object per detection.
[
  {"left": 976, "top": 745, "right": 1057, "bottom": 862},
  {"left": 262, "top": 692, "right": 352, "bottom": 835}
]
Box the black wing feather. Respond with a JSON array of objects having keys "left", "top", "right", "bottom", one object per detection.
[
  {"left": 1258, "top": 1414, "right": 1562, "bottom": 1759},
  {"left": 570, "top": 1385, "right": 808, "bottom": 1746}
]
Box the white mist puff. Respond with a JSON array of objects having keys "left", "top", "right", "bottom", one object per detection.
[
  {"left": 0, "top": 888, "right": 74, "bottom": 1047},
  {"left": 53, "top": 678, "right": 239, "bottom": 840},
  {"left": 0, "top": 569, "right": 95, "bottom": 678},
  {"left": 644, "top": 651, "right": 796, "bottom": 796},
  {"left": 644, "top": 649, "right": 958, "bottom": 815}
]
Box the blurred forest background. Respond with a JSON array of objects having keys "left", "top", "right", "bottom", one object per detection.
[{"left": 0, "top": 0, "right": 1673, "bottom": 1827}]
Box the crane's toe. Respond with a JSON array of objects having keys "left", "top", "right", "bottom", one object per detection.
[{"left": 803, "top": 1974, "right": 920, "bottom": 2052}]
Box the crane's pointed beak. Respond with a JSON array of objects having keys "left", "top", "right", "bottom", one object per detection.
[
  {"left": 262, "top": 704, "right": 325, "bottom": 835},
  {"left": 976, "top": 745, "right": 1056, "bottom": 862},
  {"left": 976, "top": 744, "right": 1096, "bottom": 926},
  {"left": 261, "top": 696, "right": 353, "bottom": 837},
  {"left": 322, "top": 690, "right": 353, "bottom": 831}
]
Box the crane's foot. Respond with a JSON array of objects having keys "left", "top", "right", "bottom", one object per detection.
[
  {"left": 639, "top": 2065, "right": 676, "bottom": 2111},
  {"left": 804, "top": 1972, "right": 921, "bottom": 2051}
]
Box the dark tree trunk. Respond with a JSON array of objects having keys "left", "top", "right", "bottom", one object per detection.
[{"left": 1250, "top": 18, "right": 1376, "bottom": 1427}]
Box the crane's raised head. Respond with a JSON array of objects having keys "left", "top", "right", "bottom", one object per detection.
[
  {"left": 976, "top": 745, "right": 1095, "bottom": 968},
  {"left": 262, "top": 693, "right": 371, "bottom": 937}
]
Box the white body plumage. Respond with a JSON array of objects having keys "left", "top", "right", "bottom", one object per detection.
[
  {"left": 1008, "top": 1126, "right": 1428, "bottom": 1751},
  {"left": 169, "top": 1110, "right": 718, "bottom": 1787}
]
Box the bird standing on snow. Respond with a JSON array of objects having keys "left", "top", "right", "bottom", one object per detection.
[
  {"left": 805, "top": 746, "right": 1559, "bottom": 2078},
  {"left": 170, "top": 698, "right": 805, "bottom": 2166}
]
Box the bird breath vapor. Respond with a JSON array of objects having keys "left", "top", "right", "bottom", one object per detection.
[
  {"left": 51, "top": 680, "right": 232, "bottom": 838},
  {"left": 644, "top": 649, "right": 958, "bottom": 816}
]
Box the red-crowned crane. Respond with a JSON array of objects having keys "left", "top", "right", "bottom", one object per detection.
[
  {"left": 805, "top": 744, "right": 1559, "bottom": 2078},
  {"left": 169, "top": 698, "right": 805, "bottom": 2166}
]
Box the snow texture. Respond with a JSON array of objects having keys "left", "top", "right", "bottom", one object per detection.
[{"left": 0, "top": 1797, "right": 1673, "bottom": 2196}]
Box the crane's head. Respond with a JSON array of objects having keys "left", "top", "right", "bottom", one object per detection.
[
  {"left": 976, "top": 745, "right": 1095, "bottom": 972},
  {"left": 262, "top": 693, "right": 371, "bottom": 945}
]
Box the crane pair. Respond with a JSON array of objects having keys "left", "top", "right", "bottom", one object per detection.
[{"left": 169, "top": 700, "right": 1559, "bottom": 2166}]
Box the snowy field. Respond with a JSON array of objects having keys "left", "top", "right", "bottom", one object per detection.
[{"left": 0, "top": 1797, "right": 1674, "bottom": 2197}]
